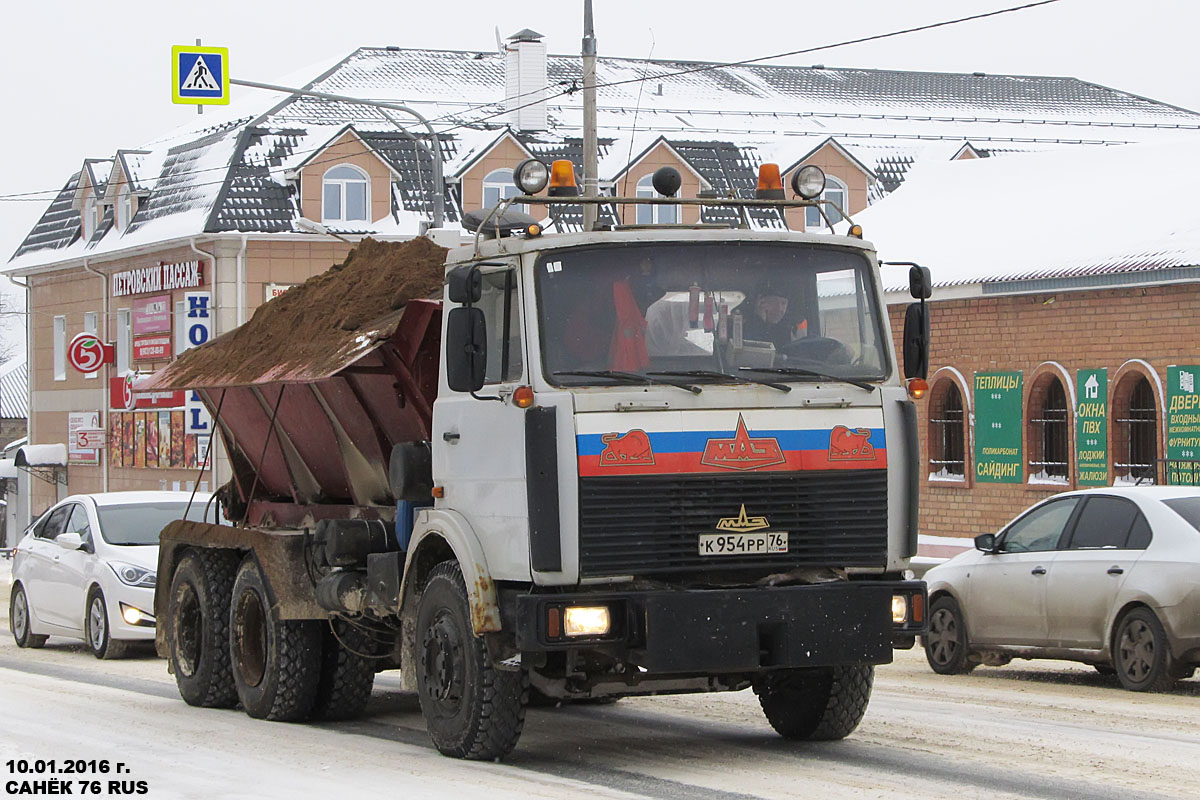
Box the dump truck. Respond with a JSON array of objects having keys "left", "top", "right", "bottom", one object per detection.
[{"left": 146, "top": 160, "right": 931, "bottom": 760}]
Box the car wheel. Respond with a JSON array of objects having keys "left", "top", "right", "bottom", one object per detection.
[
  {"left": 229, "top": 556, "right": 322, "bottom": 721},
  {"left": 753, "top": 665, "right": 874, "bottom": 741},
  {"left": 168, "top": 549, "right": 241, "bottom": 708},
  {"left": 1113, "top": 607, "right": 1176, "bottom": 692},
  {"left": 10, "top": 583, "right": 48, "bottom": 649},
  {"left": 86, "top": 588, "right": 128, "bottom": 659},
  {"left": 923, "top": 596, "right": 976, "bottom": 675},
  {"left": 416, "top": 561, "right": 528, "bottom": 760}
]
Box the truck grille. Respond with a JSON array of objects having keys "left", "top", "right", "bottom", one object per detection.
[{"left": 578, "top": 471, "right": 888, "bottom": 577}]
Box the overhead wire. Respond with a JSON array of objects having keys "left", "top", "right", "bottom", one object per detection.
[{"left": 0, "top": 0, "right": 1065, "bottom": 204}]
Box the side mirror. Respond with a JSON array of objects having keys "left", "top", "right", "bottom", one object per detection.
[
  {"left": 445, "top": 307, "right": 486, "bottom": 393},
  {"left": 54, "top": 532, "right": 84, "bottom": 551},
  {"left": 902, "top": 302, "right": 930, "bottom": 380},
  {"left": 909, "top": 265, "right": 932, "bottom": 300},
  {"left": 447, "top": 264, "right": 482, "bottom": 305},
  {"left": 974, "top": 533, "right": 997, "bottom": 553}
]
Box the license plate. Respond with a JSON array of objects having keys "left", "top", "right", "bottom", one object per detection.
[{"left": 698, "top": 532, "right": 788, "bottom": 556}]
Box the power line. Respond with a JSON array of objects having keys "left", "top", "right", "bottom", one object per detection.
[{"left": 0, "top": 0, "right": 1065, "bottom": 204}]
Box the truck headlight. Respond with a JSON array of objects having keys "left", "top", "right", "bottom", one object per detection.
[
  {"left": 564, "top": 606, "right": 611, "bottom": 637},
  {"left": 891, "top": 594, "right": 909, "bottom": 624}
]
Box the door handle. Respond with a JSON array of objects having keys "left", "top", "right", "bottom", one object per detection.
[
  {"left": 442, "top": 431, "right": 460, "bottom": 443},
  {"left": 1107, "top": 566, "right": 1124, "bottom": 575},
  {"left": 1031, "top": 566, "right": 1047, "bottom": 575}
]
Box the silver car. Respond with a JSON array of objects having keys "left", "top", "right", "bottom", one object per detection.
[{"left": 922, "top": 487, "right": 1200, "bottom": 691}]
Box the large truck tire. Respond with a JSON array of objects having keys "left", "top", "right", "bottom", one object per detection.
[
  {"left": 229, "top": 556, "right": 323, "bottom": 721},
  {"left": 416, "top": 561, "right": 528, "bottom": 760},
  {"left": 311, "top": 619, "right": 377, "bottom": 721},
  {"left": 754, "top": 664, "right": 874, "bottom": 741},
  {"left": 168, "top": 549, "right": 241, "bottom": 708}
]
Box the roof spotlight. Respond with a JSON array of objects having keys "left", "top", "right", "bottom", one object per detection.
[
  {"left": 651, "top": 166, "right": 682, "bottom": 197},
  {"left": 791, "top": 165, "right": 826, "bottom": 200},
  {"left": 513, "top": 158, "right": 549, "bottom": 195}
]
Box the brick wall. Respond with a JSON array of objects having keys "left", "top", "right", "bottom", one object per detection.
[{"left": 888, "top": 281, "right": 1200, "bottom": 540}]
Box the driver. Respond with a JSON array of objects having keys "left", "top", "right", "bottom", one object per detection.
[{"left": 741, "top": 282, "right": 794, "bottom": 350}]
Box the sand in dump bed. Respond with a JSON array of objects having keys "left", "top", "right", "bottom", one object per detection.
[{"left": 158, "top": 237, "right": 448, "bottom": 388}]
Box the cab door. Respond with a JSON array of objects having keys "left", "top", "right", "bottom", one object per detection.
[
  {"left": 966, "top": 496, "right": 1081, "bottom": 647},
  {"left": 433, "top": 262, "right": 533, "bottom": 578},
  {"left": 1045, "top": 495, "right": 1149, "bottom": 649}
]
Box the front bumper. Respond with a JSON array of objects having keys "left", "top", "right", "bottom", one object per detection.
[{"left": 512, "top": 580, "right": 926, "bottom": 674}]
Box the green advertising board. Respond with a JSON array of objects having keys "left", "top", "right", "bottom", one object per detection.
[
  {"left": 974, "top": 371, "right": 1023, "bottom": 483},
  {"left": 1076, "top": 369, "right": 1108, "bottom": 486},
  {"left": 1166, "top": 365, "right": 1200, "bottom": 485}
]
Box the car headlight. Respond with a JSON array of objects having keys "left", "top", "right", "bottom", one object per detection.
[{"left": 108, "top": 561, "right": 156, "bottom": 588}]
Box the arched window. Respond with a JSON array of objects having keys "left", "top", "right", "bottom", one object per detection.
[
  {"left": 117, "top": 186, "right": 133, "bottom": 230},
  {"left": 805, "top": 175, "right": 847, "bottom": 230},
  {"left": 83, "top": 196, "right": 98, "bottom": 239},
  {"left": 322, "top": 164, "right": 369, "bottom": 224},
  {"left": 635, "top": 174, "right": 678, "bottom": 225},
  {"left": 1114, "top": 375, "right": 1158, "bottom": 484},
  {"left": 929, "top": 379, "right": 966, "bottom": 480},
  {"left": 1028, "top": 375, "right": 1070, "bottom": 482},
  {"left": 482, "top": 168, "right": 525, "bottom": 212}
]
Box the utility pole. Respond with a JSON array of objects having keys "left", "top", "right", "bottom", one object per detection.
[{"left": 582, "top": 0, "right": 599, "bottom": 231}]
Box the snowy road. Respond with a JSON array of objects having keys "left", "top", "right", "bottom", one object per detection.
[{"left": 3, "top": 576, "right": 1199, "bottom": 799}]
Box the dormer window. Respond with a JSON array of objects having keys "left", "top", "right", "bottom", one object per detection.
[
  {"left": 635, "top": 174, "right": 678, "bottom": 224},
  {"left": 117, "top": 186, "right": 133, "bottom": 230},
  {"left": 483, "top": 168, "right": 525, "bottom": 212},
  {"left": 322, "top": 164, "right": 369, "bottom": 224},
  {"left": 83, "top": 196, "right": 98, "bottom": 239},
  {"left": 805, "top": 175, "right": 847, "bottom": 229}
]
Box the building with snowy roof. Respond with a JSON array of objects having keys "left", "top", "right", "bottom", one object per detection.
[{"left": 4, "top": 30, "right": 1200, "bottom": 532}]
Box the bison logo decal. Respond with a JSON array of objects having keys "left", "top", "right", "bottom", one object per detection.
[
  {"left": 828, "top": 425, "right": 875, "bottom": 461},
  {"left": 599, "top": 429, "right": 655, "bottom": 466}
]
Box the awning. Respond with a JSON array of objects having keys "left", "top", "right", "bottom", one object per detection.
[
  {"left": 0, "top": 458, "right": 16, "bottom": 479},
  {"left": 15, "top": 444, "right": 67, "bottom": 467}
]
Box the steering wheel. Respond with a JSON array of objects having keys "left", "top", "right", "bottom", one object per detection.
[{"left": 778, "top": 336, "right": 851, "bottom": 366}]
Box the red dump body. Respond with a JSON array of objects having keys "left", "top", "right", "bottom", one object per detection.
[{"left": 139, "top": 299, "right": 441, "bottom": 528}]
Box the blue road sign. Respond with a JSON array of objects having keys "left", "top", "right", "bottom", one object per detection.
[{"left": 172, "top": 45, "right": 230, "bottom": 105}]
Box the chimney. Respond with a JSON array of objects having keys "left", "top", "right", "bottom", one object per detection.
[{"left": 505, "top": 28, "right": 547, "bottom": 131}]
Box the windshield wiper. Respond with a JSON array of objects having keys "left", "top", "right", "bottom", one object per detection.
[
  {"left": 648, "top": 370, "right": 791, "bottom": 393},
  {"left": 738, "top": 366, "right": 874, "bottom": 391},
  {"left": 553, "top": 370, "right": 702, "bottom": 394}
]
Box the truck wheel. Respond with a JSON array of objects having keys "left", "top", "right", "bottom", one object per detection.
[
  {"left": 310, "top": 619, "right": 377, "bottom": 721},
  {"left": 923, "top": 596, "right": 976, "bottom": 675},
  {"left": 754, "top": 664, "right": 874, "bottom": 741},
  {"left": 416, "top": 561, "right": 527, "bottom": 760},
  {"left": 229, "top": 556, "right": 323, "bottom": 721},
  {"left": 1113, "top": 607, "right": 1176, "bottom": 693},
  {"left": 168, "top": 550, "right": 240, "bottom": 708},
  {"left": 10, "top": 583, "right": 48, "bottom": 649},
  {"left": 86, "top": 588, "right": 128, "bottom": 660}
]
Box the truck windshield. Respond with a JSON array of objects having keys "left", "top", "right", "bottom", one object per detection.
[{"left": 535, "top": 242, "right": 889, "bottom": 386}]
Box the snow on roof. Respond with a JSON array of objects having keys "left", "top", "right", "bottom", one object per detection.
[
  {"left": 0, "top": 356, "right": 27, "bottom": 419},
  {"left": 856, "top": 140, "right": 1200, "bottom": 290},
  {"left": 9, "top": 46, "right": 1200, "bottom": 272},
  {"left": 15, "top": 443, "right": 66, "bottom": 467}
]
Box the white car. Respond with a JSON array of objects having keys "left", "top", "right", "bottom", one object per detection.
[
  {"left": 9, "top": 491, "right": 216, "bottom": 658},
  {"left": 922, "top": 486, "right": 1200, "bottom": 691}
]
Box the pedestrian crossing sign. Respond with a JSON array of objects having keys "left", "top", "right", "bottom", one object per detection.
[{"left": 172, "top": 45, "right": 230, "bottom": 105}]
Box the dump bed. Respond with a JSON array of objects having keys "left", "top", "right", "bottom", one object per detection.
[{"left": 140, "top": 238, "right": 447, "bottom": 528}]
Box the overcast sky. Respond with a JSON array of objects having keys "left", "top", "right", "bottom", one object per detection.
[{"left": 1, "top": 0, "right": 1197, "bottom": 341}]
